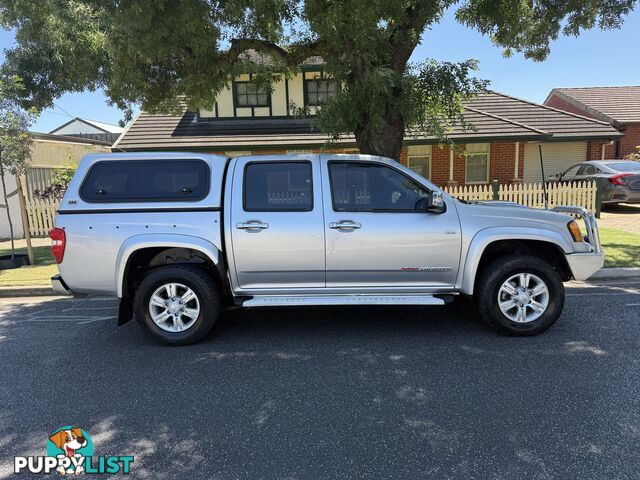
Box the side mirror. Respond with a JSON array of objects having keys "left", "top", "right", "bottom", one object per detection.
[{"left": 427, "top": 191, "right": 445, "bottom": 213}]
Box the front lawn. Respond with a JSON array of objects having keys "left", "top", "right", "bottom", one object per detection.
[
  {"left": 0, "top": 245, "right": 58, "bottom": 287},
  {"left": 599, "top": 227, "right": 640, "bottom": 268}
]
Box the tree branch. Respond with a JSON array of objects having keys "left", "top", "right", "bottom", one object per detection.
[{"left": 388, "top": 1, "right": 435, "bottom": 72}]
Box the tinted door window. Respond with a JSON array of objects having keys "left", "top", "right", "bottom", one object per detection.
[
  {"left": 244, "top": 162, "right": 312, "bottom": 211},
  {"left": 80, "top": 160, "right": 209, "bottom": 202},
  {"left": 329, "top": 162, "right": 430, "bottom": 212},
  {"left": 562, "top": 164, "right": 581, "bottom": 179},
  {"left": 578, "top": 164, "right": 597, "bottom": 176}
]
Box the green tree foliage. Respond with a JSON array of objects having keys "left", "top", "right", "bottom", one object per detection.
[
  {"left": 0, "top": 0, "right": 636, "bottom": 159},
  {"left": 0, "top": 76, "right": 34, "bottom": 255}
]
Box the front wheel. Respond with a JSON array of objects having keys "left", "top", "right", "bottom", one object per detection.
[
  {"left": 475, "top": 255, "right": 565, "bottom": 336},
  {"left": 134, "top": 266, "right": 221, "bottom": 345}
]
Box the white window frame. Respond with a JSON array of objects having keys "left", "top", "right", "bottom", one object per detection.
[
  {"left": 465, "top": 143, "right": 490, "bottom": 184},
  {"left": 407, "top": 154, "right": 432, "bottom": 180}
]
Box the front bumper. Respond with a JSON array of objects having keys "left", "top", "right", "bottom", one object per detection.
[
  {"left": 565, "top": 252, "right": 605, "bottom": 281},
  {"left": 51, "top": 274, "right": 72, "bottom": 296},
  {"left": 602, "top": 184, "right": 640, "bottom": 204},
  {"left": 552, "top": 205, "right": 604, "bottom": 281}
]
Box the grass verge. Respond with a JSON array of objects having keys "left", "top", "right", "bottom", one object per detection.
[
  {"left": 0, "top": 245, "right": 57, "bottom": 287},
  {"left": 599, "top": 227, "right": 640, "bottom": 268}
]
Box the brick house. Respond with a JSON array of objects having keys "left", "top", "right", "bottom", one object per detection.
[
  {"left": 114, "top": 63, "right": 621, "bottom": 187},
  {"left": 545, "top": 86, "right": 640, "bottom": 159}
]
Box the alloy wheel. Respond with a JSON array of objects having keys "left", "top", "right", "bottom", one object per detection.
[
  {"left": 148, "top": 282, "right": 200, "bottom": 332},
  {"left": 497, "top": 273, "right": 550, "bottom": 323}
]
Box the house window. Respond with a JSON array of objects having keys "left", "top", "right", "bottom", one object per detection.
[
  {"left": 305, "top": 79, "right": 336, "bottom": 106},
  {"left": 466, "top": 143, "right": 490, "bottom": 183},
  {"left": 407, "top": 155, "right": 431, "bottom": 180},
  {"left": 234, "top": 81, "right": 269, "bottom": 107}
]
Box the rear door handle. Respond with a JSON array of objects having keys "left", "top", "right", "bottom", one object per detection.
[
  {"left": 329, "top": 220, "right": 362, "bottom": 231},
  {"left": 236, "top": 220, "right": 269, "bottom": 232}
]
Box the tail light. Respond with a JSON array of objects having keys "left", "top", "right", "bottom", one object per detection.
[
  {"left": 49, "top": 228, "right": 66, "bottom": 264},
  {"left": 609, "top": 173, "right": 631, "bottom": 186}
]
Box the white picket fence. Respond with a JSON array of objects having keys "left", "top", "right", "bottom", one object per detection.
[
  {"left": 445, "top": 181, "right": 598, "bottom": 213},
  {"left": 25, "top": 197, "right": 59, "bottom": 237}
]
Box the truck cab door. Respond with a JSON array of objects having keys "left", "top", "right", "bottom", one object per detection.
[
  {"left": 321, "top": 156, "right": 461, "bottom": 289},
  {"left": 228, "top": 155, "right": 326, "bottom": 291}
]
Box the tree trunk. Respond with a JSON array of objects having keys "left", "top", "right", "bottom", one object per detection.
[
  {"left": 355, "top": 114, "right": 405, "bottom": 161},
  {"left": 16, "top": 175, "right": 34, "bottom": 264},
  {"left": 352, "top": 35, "right": 415, "bottom": 162},
  {"left": 0, "top": 163, "right": 16, "bottom": 258}
]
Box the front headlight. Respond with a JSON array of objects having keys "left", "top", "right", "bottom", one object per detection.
[{"left": 567, "top": 220, "right": 583, "bottom": 242}]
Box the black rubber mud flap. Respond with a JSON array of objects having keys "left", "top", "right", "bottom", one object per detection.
[{"left": 118, "top": 297, "right": 134, "bottom": 326}]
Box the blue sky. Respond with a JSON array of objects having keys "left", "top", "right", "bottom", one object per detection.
[{"left": 1, "top": 6, "right": 639, "bottom": 133}]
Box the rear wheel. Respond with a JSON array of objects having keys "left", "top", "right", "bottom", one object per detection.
[
  {"left": 475, "top": 255, "right": 565, "bottom": 335},
  {"left": 134, "top": 266, "right": 220, "bottom": 345}
]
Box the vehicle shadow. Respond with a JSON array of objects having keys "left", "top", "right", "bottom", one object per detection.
[
  {"left": 602, "top": 203, "right": 640, "bottom": 214},
  {"left": 210, "top": 298, "right": 488, "bottom": 342}
]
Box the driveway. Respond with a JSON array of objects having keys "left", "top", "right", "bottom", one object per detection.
[
  {"left": 1, "top": 280, "right": 640, "bottom": 479},
  {"left": 599, "top": 203, "right": 640, "bottom": 234}
]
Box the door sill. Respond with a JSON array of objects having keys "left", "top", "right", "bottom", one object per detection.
[{"left": 242, "top": 294, "right": 454, "bottom": 307}]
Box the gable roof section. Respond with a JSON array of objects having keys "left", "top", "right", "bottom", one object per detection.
[
  {"left": 113, "top": 92, "right": 621, "bottom": 151},
  {"left": 545, "top": 86, "right": 640, "bottom": 124},
  {"left": 50, "top": 117, "right": 124, "bottom": 135}
]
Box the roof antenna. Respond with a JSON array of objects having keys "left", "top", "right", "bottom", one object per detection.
[{"left": 538, "top": 144, "right": 549, "bottom": 209}]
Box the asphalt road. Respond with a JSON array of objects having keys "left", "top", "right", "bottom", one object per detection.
[{"left": 1, "top": 280, "right": 639, "bottom": 479}]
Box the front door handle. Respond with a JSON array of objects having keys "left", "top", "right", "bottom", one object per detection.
[
  {"left": 329, "top": 220, "right": 362, "bottom": 232},
  {"left": 236, "top": 220, "right": 269, "bottom": 232}
]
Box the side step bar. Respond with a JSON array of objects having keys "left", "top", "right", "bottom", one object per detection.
[{"left": 242, "top": 294, "right": 453, "bottom": 308}]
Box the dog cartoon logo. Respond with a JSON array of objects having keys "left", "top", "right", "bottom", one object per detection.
[
  {"left": 47, "top": 426, "right": 94, "bottom": 475},
  {"left": 14, "top": 426, "right": 133, "bottom": 475}
]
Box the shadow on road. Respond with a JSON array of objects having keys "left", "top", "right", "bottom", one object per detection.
[{"left": 0, "top": 287, "right": 638, "bottom": 479}]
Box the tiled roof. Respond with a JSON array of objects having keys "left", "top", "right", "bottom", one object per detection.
[
  {"left": 546, "top": 86, "right": 640, "bottom": 124},
  {"left": 465, "top": 92, "right": 618, "bottom": 139},
  {"left": 114, "top": 92, "right": 621, "bottom": 151}
]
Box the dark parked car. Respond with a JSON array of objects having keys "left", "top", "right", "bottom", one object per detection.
[{"left": 547, "top": 160, "right": 640, "bottom": 205}]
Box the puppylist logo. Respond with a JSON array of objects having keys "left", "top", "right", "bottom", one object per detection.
[{"left": 14, "top": 426, "right": 134, "bottom": 475}]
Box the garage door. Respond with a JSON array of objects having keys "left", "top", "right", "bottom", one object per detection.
[{"left": 523, "top": 142, "right": 587, "bottom": 183}]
